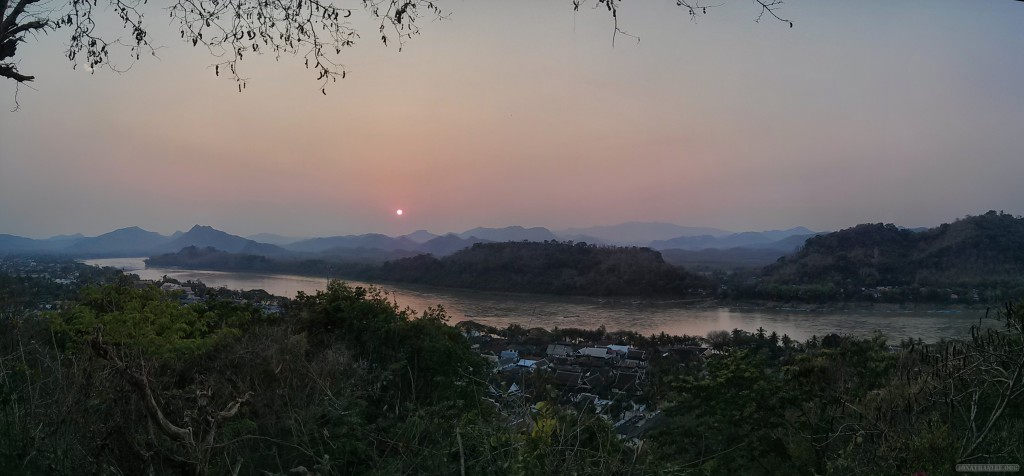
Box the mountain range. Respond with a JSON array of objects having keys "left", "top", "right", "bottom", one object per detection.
[
  {"left": 0, "top": 222, "right": 821, "bottom": 264},
  {"left": 649, "top": 227, "right": 818, "bottom": 251},
  {"left": 554, "top": 222, "right": 732, "bottom": 244}
]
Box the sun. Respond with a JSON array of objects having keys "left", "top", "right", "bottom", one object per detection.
[{"left": 396, "top": 209, "right": 403, "bottom": 216}]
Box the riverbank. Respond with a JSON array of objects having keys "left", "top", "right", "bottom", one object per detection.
[
  {"left": 126, "top": 259, "right": 997, "bottom": 312},
  {"left": 82, "top": 257, "right": 990, "bottom": 343}
]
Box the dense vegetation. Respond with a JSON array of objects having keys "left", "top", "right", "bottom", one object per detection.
[
  {"left": 146, "top": 245, "right": 380, "bottom": 276},
  {"left": 373, "top": 241, "right": 713, "bottom": 297},
  {"left": 1, "top": 264, "right": 1022, "bottom": 475},
  {"left": 150, "top": 241, "right": 714, "bottom": 298},
  {"left": 735, "top": 212, "right": 1024, "bottom": 303}
]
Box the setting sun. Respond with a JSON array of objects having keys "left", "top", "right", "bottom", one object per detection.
[{"left": 396, "top": 209, "right": 403, "bottom": 216}]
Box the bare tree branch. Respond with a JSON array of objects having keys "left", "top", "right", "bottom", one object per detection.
[
  {"left": 2, "top": 0, "right": 798, "bottom": 89},
  {"left": 90, "top": 328, "right": 194, "bottom": 444}
]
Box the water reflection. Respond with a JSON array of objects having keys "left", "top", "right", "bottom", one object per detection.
[{"left": 85, "top": 258, "right": 986, "bottom": 343}]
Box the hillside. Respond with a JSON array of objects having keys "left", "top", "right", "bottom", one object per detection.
[
  {"left": 66, "top": 226, "right": 171, "bottom": 255},
  {"left": 457, "top": 226, "right": 557, "bottom": 242},
  {"left": 757, "top": 212, "right": 1024, "bottom": 300},
  {"left": 287, "top": 233, "right": 420, "bottom": 253},
  {"left": 554, "top": 222, "right": 731, "bottom": 244},
  {"left": 145, "top": 246, "right": 377, "bottom": 275},
  {"left": 649, "top": 228, "right": 816, "bottom": 251},
  {"left": 661, "top": 247, "right": 790, "bottom": 271},
  {"left": 146, "top": 246, "right": 276, "bottom": 270},
  {"left": 157, "top": 225, "right": 288, "bottom": 255},
  {"left": 374, "top": 241, "right": 712, "bottom": 296},
  {"left": 0, "top": 234, "right": 55, "bottom": 253},
  {"left": 400, "top": 229, "right": 440, "bottom": 243}
]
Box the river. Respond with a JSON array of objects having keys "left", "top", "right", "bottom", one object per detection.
[{"left": 84, "top": 258, "right": 989, "bottom": 343}]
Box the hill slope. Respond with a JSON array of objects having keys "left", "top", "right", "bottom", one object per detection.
[
  {"left": 157, "top": 225, "right": 287, "bottom": 255},
  {"left": 457, "top": 226, "right": 557, "bottom": 242},
  {"left": 287, "top": 233, "right": 418, "bottom": 253},
  {"left": 375, "top": 241, "right": 712, "bottom": 296},
  {"left": 66, "top": 226, "right": 171, "bottom": 255},
  {"left": 761, "top": 211, "right": 1024, "bottom": 291},
  {"left": 555, "top": 222, "right": 731, "bottom": 244},
  {"left": 415, "top": 234, "right": 489, "bottom": 257},
  {"left": 650, "top": 228, "right": 816, "bottom": 251}
]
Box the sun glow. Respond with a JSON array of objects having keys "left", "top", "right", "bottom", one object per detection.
[{"left": 396, "top": 209, "right": 403, "bottom": 216}]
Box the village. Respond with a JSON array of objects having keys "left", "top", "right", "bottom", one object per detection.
[{"left": 454, "top": 320, "right": 713, "bottom": 444}]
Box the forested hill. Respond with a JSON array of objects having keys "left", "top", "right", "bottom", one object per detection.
[
  {"left": 145, "top": 246, "right": 380, "bottom": 276},
  {"left": 762, "top": 211, "right": 1024, "bottom": 290},
  {"left": 373, "top": 241, "right": 712, "bottom": 296}
]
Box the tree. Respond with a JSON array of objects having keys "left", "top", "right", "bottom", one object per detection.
[
  {"left": 1, "top": 0, "right": 793, "bottom": 88},
  {"left": 922, "top": 302, "right": 1024, "bottom": 464}
]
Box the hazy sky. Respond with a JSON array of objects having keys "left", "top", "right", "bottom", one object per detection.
[{"left": 2, "top": 1, "right": 1023, "bottom": 238}]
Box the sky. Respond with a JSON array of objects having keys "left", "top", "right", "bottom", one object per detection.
[{"left": 2, "top": 1, "right": 1023, "bottom": 238}]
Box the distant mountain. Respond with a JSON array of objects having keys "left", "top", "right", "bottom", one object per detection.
[
  {"left": 287, "top": 233, "right": 419, "bottom": 253},
  {"left": 650, "top": 228, "right": 818, "bottom": 251},
  {"left": 401, "top": 230, "right": 440, "bottom": 244},
  {"left": 0, "top": 234, "right": 52, "bottom": 253},
  {"left": 47, "top": 233, "right": 85, "bottom": 242},
  {"left": 158, "top": 225, "right": 287, "bottom": 255},
  {"left": 457, "top": 226, "right": 557, "bottom": 242},
  {"left": 66, "top": 227, "right": 171, "bottom": 256},
  {"left": 246, "top": 233, "right": 306, "bottom": 245},
  {"left": 758, "top": 227, "right": 816, "bottom": 242},
  {"left": 744, "top": 233, "right": 820, "bottom": 251},
  {"left": 555, "top": 222, "right": 732, "bottom": 245},
  {"left": 762, "top": 212, "right": 1024, "bottom": 288},
  {"left": 415, "top": 234, "right": 489, "bottom": 257},
  {"left": 650, "top": 234, "right": 750, "bottom": 250}
]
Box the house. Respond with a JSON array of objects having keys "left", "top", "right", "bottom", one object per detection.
[
  {"left": 516, "top": 359, "right": 539, "bottom": 371},
  {"left": 545, "top": 343, "right": 574, "bottom": 357},
  {"left": 615, "top": 411, "right": 666, "bottom": 442},
  {"left": 615, "top": 360, "right": 641, "bottom": 371},
  {"left": 553, "top": 370, "right": 583, "bottom": 387},
  {"left": 607, "top": 344, "right": 630, "bottom": 355},
  {"left": 576, "top": 355, "right": 614, "bottom": 368},
  {"left": 495, "top": 354, "right": 516, "bottom": 368},
  {"left": 583, "top": 369, "right": 613, "bottom": 393},
  {"left": 160, "top": 282, "right": 186, "bottom": 292},
  {"left": 612, "top": 372, "right": 642, "bottom": 394},
  {"left": 577, "top": 347, "right": 615, "bottom": 359},
  {"left": 570, "top": 393, "right": 613, "bottom": 414},
  {"left": 625, "top": 349, "right": 647, "bottom": 361},
  {"left": 500, "top": 350, "right": 519, "bottom": 360}
]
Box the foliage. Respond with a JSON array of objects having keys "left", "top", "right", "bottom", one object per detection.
[
  {"left": 2, "top": 261, "right": 1023, "bottom": 475},
  {"left": 293, "top": 281, "right": 490, "bottom": 411},
  {"left": 1, "top": 0, "right": 793, "bottom": 87},
  {"left": 49, "top": 281, "right": 258, "bottom": 359},
  {"left": 736, "top": 212, "right": 1024, "bottom": 303},
  {"left": 375, "top": 240, "right": 714, "bottom": 297},
  {"left": 649, "top": 303, "right": 1024, "bottom": 475},
  {"left": 146, "top": 245, "right": 382, "bottom": 276}
]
